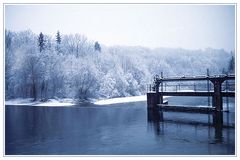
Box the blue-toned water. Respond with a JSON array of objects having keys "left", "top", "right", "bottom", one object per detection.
[{"left": 5, "top": 97, "right": 235, "bottom": 155}]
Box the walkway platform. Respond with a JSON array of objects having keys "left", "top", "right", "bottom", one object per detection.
[{"left": 157, "top": 104, "right": 215, "bottom": 114}]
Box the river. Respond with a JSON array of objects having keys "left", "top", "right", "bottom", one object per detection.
[{"left": 5, "top": 96, "right": 235, "bottom": 155}]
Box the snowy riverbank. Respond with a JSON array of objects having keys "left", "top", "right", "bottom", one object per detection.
[
  {"left": 5, "top": 95, "right": 170, "bottom": 106},
  {"left": 93, "top": 95, "right": 147, "bottom": 105},
  {"left": 5, "top": 98, "right": 75, "bottom": 107}
]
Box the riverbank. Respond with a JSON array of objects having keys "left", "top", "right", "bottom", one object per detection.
[
  {"left": 93, "top": 95, "right": 147, "bottom": 105},
  {"left": 5, "top": 98, "right": 75, "bottom": 107},
  {"left": 5, "top": 95, "right": 172, "bottom": 106},
  {"left": 5, "top": 96, "right": 146, "bottom": 106}
]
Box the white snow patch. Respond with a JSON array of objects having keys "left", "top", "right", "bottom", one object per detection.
[
  {"left": 94, "top": 95, "right": 146, "bottom": 105},
  {"left": 5, "top": 98, "right": 35, "bottom": 106},
  {"left": 178, "top": 89, "right": 195, "bottom": 92},
  {"left": 94, "top": 95, "right": 170, "bottom": 105},
  {"left": 5, "top": 98, "right": 75, "bottom": 107},
  {"left": 6, "top": 95, "right": 171, "bottom": 107},
  {"left": 33, "top": 99, "right": 75, "bottom": 107}
]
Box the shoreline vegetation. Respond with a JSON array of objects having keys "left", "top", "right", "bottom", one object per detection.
[
  {"left": 5, "top": 30, "right": 234, "bottom": 103},
  {"left": 5, "top": 95, "right": 170, "bottom": 106}
]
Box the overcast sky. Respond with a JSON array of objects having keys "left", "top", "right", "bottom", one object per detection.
[{"left": 5, "top": 4, "right": 235, "bottom": 51}]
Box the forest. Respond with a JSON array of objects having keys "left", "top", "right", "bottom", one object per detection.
[{"left": 5, "top": 30, "right": 235, "bottom": 101}]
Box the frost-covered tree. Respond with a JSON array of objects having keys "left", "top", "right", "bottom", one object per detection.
[
  {"left": 5, "top": 30, "right": 234, "bottom": 101},
  {"left": 99, "top": 71, "right": 119, "bottom": 98},
  {"left": 55, "top": 31, "right": 62, "bottom": 54},
  {"left": 5, "top": 30, "right": 12, "bottom": 50},
  {"left": 94, "top": 41, "right": 101, "bottom": 52},
  {"left": 56, "top": 31, "right": 61, "bottom": 44},
  {"left": 38, "top": 32, "right": 45, "bottom": 52},
  {"left": 62, "top": 34, "right": 88, "bottom": 57},
  {"left": 5, "top": 30, "right": 14, "bottom": 98}
]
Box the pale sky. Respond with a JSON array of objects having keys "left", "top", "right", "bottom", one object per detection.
[{"left": 5, "top": 4, "right": 235, "bottom": 51}]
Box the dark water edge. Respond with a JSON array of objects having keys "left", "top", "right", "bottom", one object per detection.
[{"left": 5, "top": 96, "right": 235, "bottom": 155}]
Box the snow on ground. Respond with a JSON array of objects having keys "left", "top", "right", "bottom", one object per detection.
[
  {"left": 33, "top": 99, "right": 75, "bottom": 106},
  {"left": 5, "top": 98, "right": 36, "bottom": 106},
  {"left": 94, "top": 95, "right": 170, "bottom": 105},
  {"left": 94, "top": 95, "right": 146, "bottom": 105},
  {"left": 6, "top": 96, "right": 149, "bottom": 106},
  {"left": 6, "top": 95, "right": 169, "bottom": 106},
  {"left": 5, "top": 98, "right": 75, "bottom": 107}
]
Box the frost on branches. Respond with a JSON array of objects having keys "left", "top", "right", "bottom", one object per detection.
[{"left": 5, "top": 30, "right": 234, "bottom": 101}]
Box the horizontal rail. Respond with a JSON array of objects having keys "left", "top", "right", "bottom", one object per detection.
[
  {"left": 222, "top": 92, "right": 235, "bottom": 97},
  {"left": 156, "top": 75, "right": 235, "bottom": 82},
  {"left": 158, "top": 91, "right": 235, "bottom": 97}
]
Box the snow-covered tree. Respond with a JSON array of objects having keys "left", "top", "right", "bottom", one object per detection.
[
  {"left": 55, "top": 31, "right": 62, "bottom": 54},
  {"left": 5, "top": 30, "right": 234, "bottom": 101},
  {"left": 38, "top": 32, "right": 45, "bottom": 52},
  {"left": 94, "top": 41, "right": 101, "bottom": 52}
]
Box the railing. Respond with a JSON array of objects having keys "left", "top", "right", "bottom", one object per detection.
[{"left": 147, "top": 80, "right": 235, "bottom": 93}]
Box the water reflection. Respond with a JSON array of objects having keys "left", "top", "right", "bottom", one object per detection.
[
  {"left": 5, "top": 103, "right": 235, "bottom": 155},
  {"left": 147, "top": 109, "right": 164, "bottom": 123},
  {"left": 147, "top": 110, "right": 164, "bottom": 135},
  {"left": 214, "top": 123, "right": 223, "bottom": 143},
  {"left": 147, "top": 110, "right": 230, "bottom": 145}
]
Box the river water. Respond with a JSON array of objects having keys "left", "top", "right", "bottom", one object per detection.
[{"left": 5, "top": 96, "right": 235, "bottom": 155}]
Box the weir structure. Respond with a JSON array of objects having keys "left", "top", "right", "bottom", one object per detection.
[{"left": 147, "top": 71, "right": 235, "bottom": 125}]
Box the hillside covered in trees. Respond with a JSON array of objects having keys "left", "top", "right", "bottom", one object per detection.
[{"left": 5, "top": 30, "right": 235, "bottom": 101}]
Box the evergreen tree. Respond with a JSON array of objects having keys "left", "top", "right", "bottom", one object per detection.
[
  {"left": 56, "top": 31, "right": 61, "bottom": 44},
  {"left": 55, "top": 31, "right": 61, "bottom": 54},
  {"left": 38, "top": 32, "right": 45, "bottom": 52},
  {"left": 228, "top": 55, "right": 235, "bottom": 73},
  {"left": 94, "top": 41, "right": 101, "bottom": 52}
]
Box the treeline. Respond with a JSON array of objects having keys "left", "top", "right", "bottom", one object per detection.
[{"left": 5, "top": 30, "right": 235, "bottom": 101}]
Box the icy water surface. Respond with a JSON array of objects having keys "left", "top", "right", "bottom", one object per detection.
[{"left": 5, "top": 97, "right": 235, "bottom": 155}]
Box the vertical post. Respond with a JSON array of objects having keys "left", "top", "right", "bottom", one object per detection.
[
  {"left": 210, "top": 77, "right": 224, "bottom": 127},
  {"left": 158, "top": 92, "right": 163, "bottom": 104},
  {"left": 157, "top": 80, "right": 163, "bottom": 105},
  {"left": 226, "top": 80, "right": 229, "bottom": 111},
  {"left": 147, "top": 93, "right": 158, "bottom": 109},
  {"left": 159, "top": 72, "right": 164, "bottom": 105},
  {"left": 207, "top": 69, "right": 210, "bottom": 106},
  {"left": 211, "top": 79, "right": 223, "bottom": 111},
  {"left": 155, "top": 79, "right": 162, "bottom": 107},
  {"left": 160, "top": 72, "right": 163, "bottom": 92},
  {"left": 155, "top": 82, "right": 159, "bottom": 93},
  {"left": 213, "top": 111, "right": 223, "bottom": 142},
  {"left": 147, "top": 76, "right": 163, "bottom": 109},
  {"left": 206, "top": 69, "right": 211, "bottom": 124}
]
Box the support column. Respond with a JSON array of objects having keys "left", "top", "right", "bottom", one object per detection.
[
  {"left": 157, "top": 79, "right": 163, "bottom": 105},
  {"left": 147, "top": 92, "right": 163, "bottom": 109},
  {"left": 147, "top": 80, "right": 163, "bottom": 109},
  {"left": 212, "top": 111, "right": 223, "bottom": 142},
  {"left": 211, "top": 79, "right": 223, "bottom": 111},
  {"left": 159, "top": 92, "right": 163, "bottom": 104},
  {"left": 155, "top": 82, "right": 159, "bottom": 93},
  {"left": 147, "top": 93, "right": 157, "bottom": 109},
  {"left": 210, "top": 78, "right": 225, "bottom": 127}
]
